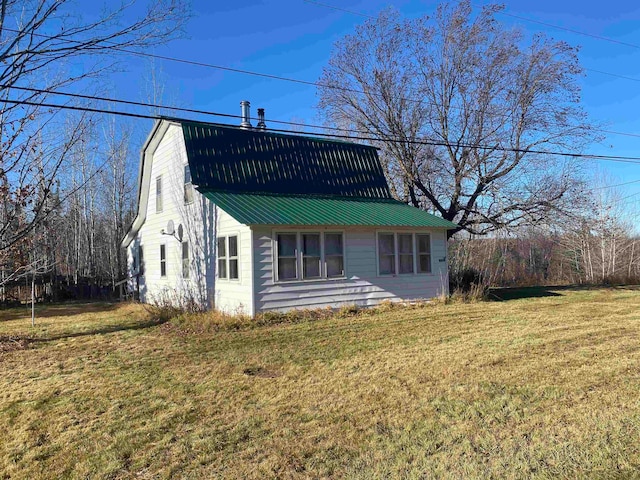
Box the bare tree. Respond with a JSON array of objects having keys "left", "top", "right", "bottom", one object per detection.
[
  {"left": 318, "top": 1, "right": 597, "bottom": 235},
  {"left": 0, "top": 0, "right": 188, "bottom": 254}
]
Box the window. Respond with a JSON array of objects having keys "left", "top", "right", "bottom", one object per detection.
[
  {"left": 398, "top": 234, "right": 414, "bottom": 274},
  {"left": 378, "top": 233, "right": 395, "bottom": 275},
  {"left": 182, "top": 241, "right": 189, "bottom": 279},
  {"left": 160, "top": 244, "right": 166, "bottom": 277},
  {"left": 155, "top": 176, "right": 163, "bottom": 213},
  {"left": 277, "top": 233, "right": 298, "bottom": 281},
  {"left": 274, "top": 231, "right": 345, "bottom": 282},
  {"left": 377, "top": 232, "right": 433, "bottom": 276},
  {"left": 217, "top": 236, "right": 227, "bottom": 279},
  {"left": 228, "top": 236, "right": 239, "bottom": 280},
  {"left": 184, "top": 165, "right": 193, "bottom": 204},
  {"left": 302, "top": 233, "right": 321, "bottom": 279},
  {"left": 325, "top": 233, "right": 344, "bottom": 278},
  {"left": 217, "top": 235, "right": 240, "bottom": 281},
  {"left": 138, "top": 245, "right": 145, "bottom": 276},
  {"left": 417, "top": 234, "right": 432, "bottom": 273}
]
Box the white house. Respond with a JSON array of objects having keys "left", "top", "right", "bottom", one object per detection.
[{"left": 121, "top": 104, "right": 457, "bottom": 316}]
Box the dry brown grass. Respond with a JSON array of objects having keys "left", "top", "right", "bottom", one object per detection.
[{"left": 1, "top": 287, "right": 640, "bottom": 479}]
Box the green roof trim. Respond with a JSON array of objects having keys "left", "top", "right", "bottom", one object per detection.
[{"left": 200, "top": 191, "right": 458, "bottom": 229}]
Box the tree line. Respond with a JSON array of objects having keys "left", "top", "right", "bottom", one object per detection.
[{"left": 2, "top": 0, "right": 638, "bottom": 305}]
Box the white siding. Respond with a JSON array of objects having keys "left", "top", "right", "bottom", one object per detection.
[
  {"left": 132, "top": 123, "right": 210, "bottom": 307},
  {"left": 253, "top": 226, "right": 449, "bottom": 312},
  {"left": 126, "top": 123, "right": 255, "bottom": 315},
  {"left": 214, "top": 209, "right": 253, "bottom": 316}
]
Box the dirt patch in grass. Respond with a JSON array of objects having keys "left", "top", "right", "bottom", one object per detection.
[
  {"left": 0, "top": 335, "right": 32, "bottom": 353},
  {"left": 242, "top": 366, "right": 281, "bottom": 378}
]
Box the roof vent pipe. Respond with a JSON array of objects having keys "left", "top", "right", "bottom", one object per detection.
[
  {"left": 256, "top": 108, "right": 266, "bottom": 130},
  {"left": 240, "top": 100, "right": 252, "bottom": 128}
]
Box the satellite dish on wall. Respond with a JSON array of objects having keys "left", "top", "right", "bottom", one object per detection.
[
  {"left": 165, "top": 220, "right": 175, "bottom": 236},
  {"left": 177, "top": 224, "right": 184, "bottom": 242}
]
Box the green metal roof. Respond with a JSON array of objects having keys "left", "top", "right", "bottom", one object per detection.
[
  {"left": 181, "top": 121, "right": 392, "bottom": 198},
  {"left": 200, "top": 191, "right": 458, "bottom": 229}
]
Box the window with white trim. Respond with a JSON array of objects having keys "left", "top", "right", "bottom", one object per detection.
[
  {"left": 184, "top": 165, "right": 194, "bottom": 204},
  {"left": 217, "top": 235, "right": 239, "bottom": 280},
  {"left": 377, "top": 232, "right": 433, "bottom": 276},
  {"left": 324, "top": 232, "right": 344, "bottom": 278},
  {"left": 138, "top": 245, "right": 145, "bottom": 276},
  {"left": 155, "top": 176, "right": 163, "bottom": 213},
  {"left": 228, "top": 236, "right": 239, "bottom": 280},
  {"left": 398, "top": 233, "right": 414, "bottom": 274},
  {"left": 276, "top": 233, "right": 298, "bottom": 281},
  {"left": 274, "top": 231, "right": 345, "bottom": 282},
  {"left": 182, "top": 241, "right": 189, "bottom": 279},
  {"left": 217, "top": 236, "right": 227, "bottom": 279},
  {"left": 416, "top": 234, "right": 432, "bottom": 274},
  {"left": 378, "top": 233, "right": 395, "bottom": 275},
  {"left": 160, "top": 244, "right": 166, "bottom": 277},
  {"left": 302, "top": 233, "right": 321, "bottom": 279}
]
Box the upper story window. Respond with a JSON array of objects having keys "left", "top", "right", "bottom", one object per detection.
[
  {"left": 217, "top": 235, "right": 239, "bottom": 280},
  {"left": 184, "top": 165, "right": 194, "bottom": 204},
  {"left": 274, "top": 231, "right": 345, "bottom": 282},
  {"left": 377, "top": 232, "right": 432, "bottom": 276},
  {"left": 155, "top": 176, "right": 163, "bottom": 213}
]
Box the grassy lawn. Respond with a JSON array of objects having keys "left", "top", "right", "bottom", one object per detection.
[{"left": 1, "top": 288, "right": 640, "bottom": 479}]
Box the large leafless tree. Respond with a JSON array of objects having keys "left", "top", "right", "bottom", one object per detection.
[
  {"left": 318, "top": 1, "right": 597, "bottom": 235},
  {"left": 0, "top": 0, "right": 187, "bottom": 255}
]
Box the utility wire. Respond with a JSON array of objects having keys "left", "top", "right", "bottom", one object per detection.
[
  {"left": 5, "top": 26, "right": 640, "bottom": 140},
  {"left": 6, "top": 97, "right": 640, "bottom": 165},
  {"left": 594, "top": 179, "right": 640, "bottom": 190},
  {"left": 486, "top": 7, "right": 640, "bottom": 50},
  {"left": 305, "top": 1, "right": 640, "bottom": 84},
  {"left": 303, "top": 0, "right": 375, "bottom": 18},
  {"left": 2, "top": 84, "right": 384, "bottom": 137},
  {"left": 6, "top": 77, "right": 640, "bottom": 141}
]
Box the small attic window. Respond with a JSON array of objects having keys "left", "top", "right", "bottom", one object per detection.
[
  {"left": 184, "top": 165, "right": 193, "bottom": 204},
  {"left": 156, "top": 176, "right": 163, "bottom": 213}
]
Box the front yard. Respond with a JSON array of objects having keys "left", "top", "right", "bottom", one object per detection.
[{"left": 1, "top": 288, "right": 639, "bottom": 478}]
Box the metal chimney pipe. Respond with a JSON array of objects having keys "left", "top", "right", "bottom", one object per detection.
[
  {"left": 256, "top": 108, "right": 266, "bottom": 130},
  {"left": 240, "top": 100, "right": 252, "bottom": 128}
]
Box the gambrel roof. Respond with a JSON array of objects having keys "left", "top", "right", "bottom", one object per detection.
[
  {"left": 181, "top": 120, "right": 456, "bottom": 229},
  {"left": 122, "top": 118, "right": 457, "bottom": 247},
  {"left": 181, "top": 120, "right": 392, "bottom": 198}
]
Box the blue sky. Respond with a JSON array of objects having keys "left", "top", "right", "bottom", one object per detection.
[{"left": 105, "top": 0, "right": 640, "bottom": 214}]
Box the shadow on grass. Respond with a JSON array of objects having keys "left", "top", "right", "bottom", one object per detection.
[
  {"left": 488, "top": 286, "right": 564, "bottom": 302},
  {"left": 0, "top": 302, "right": 119, "bottom": 323},
  {"left": 488, "top": 284, "right": 640, "bottom": 301},
  {"left": 30, "top": 316, "right": 170, "bottom": 343}
]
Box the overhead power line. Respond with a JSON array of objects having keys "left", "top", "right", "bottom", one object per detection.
[
  {"left": 305, "top": 1, "right": 640, "bottom": 84},
  {"left": 3, "top": 83, "right": 381, "bottom": 137},
  {"left": 594, "top": 179, "right": 640, "bottom": 190},
  {"left": 6, "top": 75, "right": 640, "bottom": 143},
  {"left": 485, "top": 7, "right": 640, "bottom": 50},
  {"left": 303, "top": 0, "right": 375, "bottom": 18},
  {"left": 12, "top": 82, "right": 640, "bottom": 141},
  {"left": 5, "top": 96, "right": 640, "bottom": 166}
]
